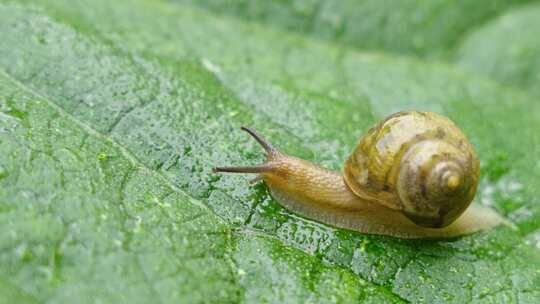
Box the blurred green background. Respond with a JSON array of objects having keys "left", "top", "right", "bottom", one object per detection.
[{"left": 0, "top": 0, "right": 539, "bottom": 303}]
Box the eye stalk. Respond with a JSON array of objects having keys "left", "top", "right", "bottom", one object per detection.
[{"left": 213, "top": 127, "right": 278, "bottom": 174}]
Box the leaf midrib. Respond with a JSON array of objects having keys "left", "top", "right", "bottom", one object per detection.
[{"left": 0, "top": 70, "right": 210, "bottom": 212}]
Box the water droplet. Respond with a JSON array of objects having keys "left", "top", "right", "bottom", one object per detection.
[
  {"left": 442, "top": 291, "right": 455, "bottom": 301},
  {"left": 97, "top": 152, "right": 109, "bottom": 161},
  {"left": 0, "top": 165, "right": 7, "bottom": 179}
]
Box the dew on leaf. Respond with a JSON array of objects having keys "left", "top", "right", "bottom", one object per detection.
[
  {"left": 97, "top": 152, "right": 109, "bottom": 161},
  {"left": 0, "top": 165, "right": 7, "bottom": 179}
]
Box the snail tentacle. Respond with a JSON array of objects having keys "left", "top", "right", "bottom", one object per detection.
[
  {"left": 240, "top": 126, "right": 277, "bottom": 154},
  {"left": 213, "top": 165, "right": 272, "bottom": 174},
  {"left": 213, "top": 126, "right": 280, "bottom": 174}
]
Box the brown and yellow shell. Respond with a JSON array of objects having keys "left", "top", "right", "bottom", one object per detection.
[{"left": 343, "top": 111, "right": 480, "bottom": 228}]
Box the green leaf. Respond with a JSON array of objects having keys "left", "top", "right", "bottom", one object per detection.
[
  {"left": 0, "top": 1, "right": 539, "bottom": 303},
  {"left": 457, "top": 2, "right": 540, "bottom": 95},
  {"left": 172, "top": 0, "right": 535, "bottom": 59}
]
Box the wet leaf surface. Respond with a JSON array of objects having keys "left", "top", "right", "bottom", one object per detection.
[{"left": 0, "top": 1, "right": 539, "bottom": 303}]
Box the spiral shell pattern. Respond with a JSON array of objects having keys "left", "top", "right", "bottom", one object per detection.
[{"left": 344, "top": 111, "right": 479, "bottom": 228}]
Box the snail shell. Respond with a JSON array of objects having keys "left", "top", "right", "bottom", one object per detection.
[{"left": 344, "top": 111, "right": 479, "bottom": 228}]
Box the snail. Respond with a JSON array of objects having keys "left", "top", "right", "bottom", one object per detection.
[{"left": 214, "top": 111, "right": 506, "bottom": 239}]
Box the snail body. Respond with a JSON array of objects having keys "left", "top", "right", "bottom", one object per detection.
[{"left": 215, "top": 111, "right": 506, "bottom": 239}]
